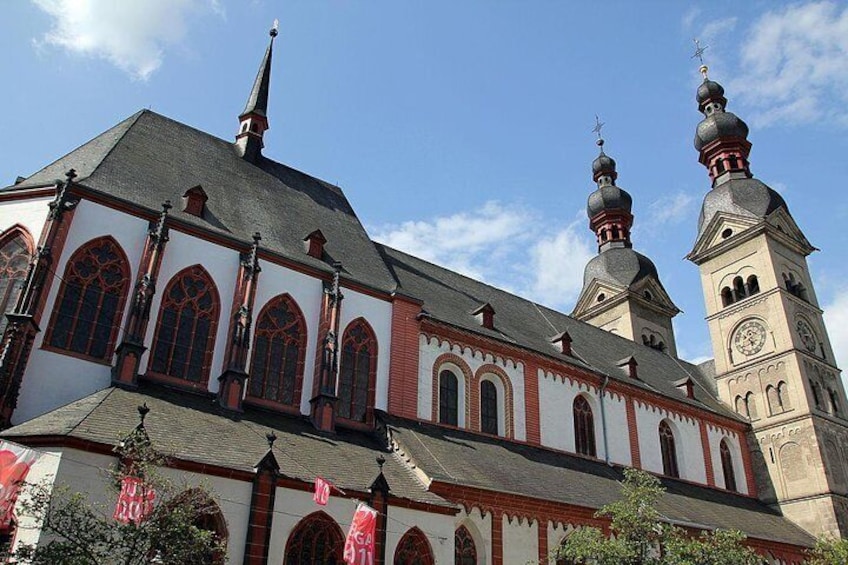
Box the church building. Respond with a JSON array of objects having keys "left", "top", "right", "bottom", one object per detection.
[{"left": 0, "top": 25, "right": 845, "bottom": 564}]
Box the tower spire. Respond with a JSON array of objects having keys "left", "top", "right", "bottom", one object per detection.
[
  {"left": 236, "top": 21, "right": 279, "bottom": 163},
  {"left": 586, "top": 121, "right": 632, "bottom": 251}
]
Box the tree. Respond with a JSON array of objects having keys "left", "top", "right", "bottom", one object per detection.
[
  {"left": 7, "top": 406, "right": 227, "bottom": 564},
  {"left": 806, "top": 536, "right": 848, "bottom": 565},
  {"left": 554, "top": 468, "right": 763, "bottom": 565}
]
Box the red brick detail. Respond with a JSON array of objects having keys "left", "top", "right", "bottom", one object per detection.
[
  {"left": 537, "top": 518, "right": 548, "bottom": 564},
  {"left": 699, "top": 420, "right": 715, "bottom": 487},
  {"left": 523, "top": 360, "right": 542, "bottom": 444},
  {"left": 491, "top": 510, "right": 503, "bottom": 565},
  {"left": 625, "top": 396, "right": 641, "bottom": 468},
  {"left": 33, "top": 204, "right": 76, "bottom": 324},
  {"left": 472, "top": 364, "right": 514, "bottom": 438},
  {"left": 387, "top": 296, "right": 422, "bottom": 419},
  {"left": 371, "top": 491, "right": 388, "bottom": 565},
  {"left": 311, "top": 292, "right": 332, "bottom": 399},
  {"left": 243, "top": 471, "right": 276, "bottom": 564},
  {"left": 430, "top": 353, "right": 473, "bottom": 426},
  {"left": 739, "top": 433, "right": 758, "bottom": 497}
]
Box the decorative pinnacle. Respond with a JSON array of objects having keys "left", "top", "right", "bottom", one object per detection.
[
  {"left": 64, "top": 168, "right": 78, "bottom": 182},
  {"left": 266, "top": 431, "right": 277, "bottom": 449},
  {"left": 137, "top": 403, "right": 150, "bottom": 425},
  {"left": 270, "top": 19, "right": 279, "bottom": 38},
  {"left": 376, "top": 454, "right": 386, "bottom": 471},
  {"left": 691, "top": 39, "right": 709, "bottom": 79}
]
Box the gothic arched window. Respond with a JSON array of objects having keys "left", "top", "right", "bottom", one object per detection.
[
  {"left": 454, "top": 525, "right": 477, "bottom": 565},
  {"left": 573, "top": 395, "right": 596, "bottom": 457},
  {"left": 659, "top": 420, "right": 679, "bottom": 478},
  {"left": 394, "top": 527, "right": 435, "bottom": 565},
  {"left": 337, "top": 319, "right": 377, "bottom": 423},
  {"left": 248, "top": 295, "right": 306, "bottom": 407},
  {"left": 480, "top": 379, "right": 498, "bottom": 435},
  {"left": 439, "top": 369, "right": 459, "bottom": 426},
  {"left": 0, "top": 229, "right": 32, "bottom": 336},
  {"left": 720, "top": 439, "right": 737, "bottom": 492},
  {"left": 46, "top": 236, "right": 129, "bottom": 361},
  {"left": 149, "top": 265, "right": 220, "bottom": 384},
  {"left": 285, "top": 511, "right": 344, "bottom": 565},
  {"left": 157, "top": 489, "right": 228, "bottom": 564}
]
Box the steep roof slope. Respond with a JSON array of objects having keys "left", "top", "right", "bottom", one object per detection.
[
  {"left": 7, "top": 110, "right": 397, "bottom": 293},
  {"left": 376, "top": 243, "right": 735, "bottom": 419}
]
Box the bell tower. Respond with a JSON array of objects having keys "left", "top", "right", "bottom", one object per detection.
[{"left": 686, "top": 62, "right": 848, "bottom": 537}]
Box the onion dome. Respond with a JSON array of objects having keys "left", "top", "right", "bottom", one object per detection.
[
  {"left": 696, "top": 79, "right": 726, "bottom": 113},
  {"left": 694, "top": 111, "right": 749, "bottom": 152},
  {"left": 592, "top": 141, "right": 617, "bottom": 182},
  {"left": 587, "top": 185, "right": 633, "bottom": 219},
  {"left": 583, "top": 247, "right": 659, "bottom": 288},
  {"left": 586, "top": 138, "right": 633, "bottom": 251}
]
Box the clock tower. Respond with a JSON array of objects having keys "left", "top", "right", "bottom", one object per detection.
[{"left": 687, "top": 65, "right": 848, "bottom": 537}]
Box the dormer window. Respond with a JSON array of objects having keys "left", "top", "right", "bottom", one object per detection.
[
  {"left": 674, "top": 377, "right": 695, "bottom": 399},
  {"left": 472, "top": 303, "right": 495, "bottom": 330},
  {"left": 551, "top": 331, "right": 573, "bottom": 356},
  {"left": 617, "top": 356, "right": 638, "bottom": 380},
  {"left": 182, "top": 185, "right": 208, "bottom": 217},
  {"left": 303, "top": 229, "right": 327, "bottom": 259}
]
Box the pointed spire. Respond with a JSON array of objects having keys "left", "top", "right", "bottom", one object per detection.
[
  {"left": 236, "top": 21, "right": 279, "bottom": 163},
  {"left": 586, "top": 122, "right": 633, "bottom": 252},
  {"left": 241, "top": 21, "right": 278, "bottom": 119}
]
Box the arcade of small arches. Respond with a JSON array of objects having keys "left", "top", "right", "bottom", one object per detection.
[
  {"left": 433, "top": 359, "right": 514, "bottom": 438},
  {"left": 719, "top": 274, "right": 760, "bottom": 307},
  {"left": 806, "top": 361, "right": 843, "bottom": 418},
  {"left": 0, "top": 231, "right": 380, "bottom": 422}
]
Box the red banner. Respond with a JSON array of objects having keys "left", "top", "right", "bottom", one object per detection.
[
  {"left": 313, "top": 477, "right": 331, "bottom": 506},
  {"left": 113, "top": 476, "right": 156, "bottom": 525},
  {"left": 0, "top": 440, "right": 40, "bottom": 530},
  {"left": 343, "top": 503, "right": 377, "bottom": 565}
]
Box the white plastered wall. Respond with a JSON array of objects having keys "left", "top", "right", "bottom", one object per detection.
[
  {"left": 417, "top": 335, "right": 527, "bottom": 441},
  {"left": 0, "top": 196, "right": 52, "bottom": 242},
  {"left": 707, "top": 424, "right": 748, "bottom": 494},
  {"left": 337, "top": 289, "right": 393, "bottom": 413},
  {"left": 502, "top": 514, "right": 537, "bottom": 565},
  {"left": 140, "top": 229, "right": 239, "bottom": 393},
  {"left": 454, "top": 506, "right": 492, "bottom": 565},
  {"left": 250, "top": 261, "right": 324, "bottom": 414},
  {"left": 15, "top": 200, "right": 148, "bottom": 423},
  {"left": 10, "top": 447, "right": 62, "bottom": 554},
  {"left": 635, "top": 401, "right": 706, "bottom": 483},
  {"left": 538, "top": 370, "right": 630, "bottom": 466}
]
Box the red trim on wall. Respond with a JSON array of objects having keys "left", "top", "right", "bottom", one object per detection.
[
  {"left": 625, "top": 396, "right": 641, "bottom": 468},
  {"left": 387, "top": 295, "right": 421, "bottom": 419},
  {"left": 698, "top": 420, "right": 715, "bottom": 487},
  {"left": 431, "top": 352, "right": 473, "bottom": 426},
  {"left": 537, "top": 518, "right": 548, "bottom": 564},
  {"left": 524, "top": 360, "right": 542, "bottom": 445},
  {"left": 472, "top": 364, "right": 514, "bottom": 438},
  {"left": 491, "top": 510, "right": 503, "bottom": 565}
]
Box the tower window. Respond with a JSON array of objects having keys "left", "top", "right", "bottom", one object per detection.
[
  {"left": 611, "top": 226, "right": 620, "bottom": 239},
  {"left": 829, "top": 389, "right": 840, "bottom": 416},
  {"left": 597, "top": 293, "right": 606, "bottom": 303},
  {"left": 659, "top": 420, "right": 679, "bottom": 478},
  {"left": 810, "top": 379, "right": 823, "bottom": 410},
  {"left": 721, "top": 228, "right": 733, "bottom": 239},
  {"left": 729, "top": 155, "right": 739, "bottom": 169},
  {"left": 720, "top": 286, "right": 733, "bottom": 307},
  {"left": 732, "top": 276, "right": 746, "bottom": 301},
  {"left": 746, "top": 275, "right": 760, "bottom": 296},
  {"left": 573, "top": 396, "right": 596, "bottom": 457}
]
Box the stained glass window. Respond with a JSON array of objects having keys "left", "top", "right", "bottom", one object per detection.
[
  {"left": 454, "top": 525, "right": 477, "bottom": 565},
  {"left": 394, "top": 527, "right": 434, "bottom": 565},
  {"left": 659, "top": 420, "right": 679, "bottom": 478},
  {"left": 285, "top": 512, "right": 344, "bottom": 565},
  {"left": 337, "top": 320, "right": 376, "bottom": 422},
  {"left": 573, "top": 396, "right": 596, "bottom": 457},
  {"left": 248, "top": 295, "right": 305, "bottom": 406},
  {"left": 0, "top": 232, "right": 30, "bottom": 336}
]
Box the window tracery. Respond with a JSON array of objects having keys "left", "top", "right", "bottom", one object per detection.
[
  {"left": 248, "top": 295, "right": 306, "bottom": 406},
  {"left": 337, "top": 319, "right": 376, "bottom": 423},
  {"left": 659, "top": 420, "right": 679, "bottom": 478},
  {"left": 573, "top": 395, "right": 596, "bottom": 457},
  {"left": 285, "top": 511, "right": 344, "bottom": 565},
  {"left": 0, "top": 231, "right": 31, "bottom": 336},
  {"left": 454, "top": 525, "right": 477, "bottom": 565}
]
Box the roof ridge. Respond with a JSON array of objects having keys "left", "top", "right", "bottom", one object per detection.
[{"left": 67, "top": 387, "right": 118, "bottom": 437}]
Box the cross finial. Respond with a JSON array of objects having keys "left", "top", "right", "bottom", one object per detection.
[
  {"left": 692, "top": 39, "right": 709, "bottom": 79},
  {"left": 592, "top": 115, "right": 605, "bottom": 140},
  {"left": 376, "top": 454, "right": 385, "bottom": 471}
]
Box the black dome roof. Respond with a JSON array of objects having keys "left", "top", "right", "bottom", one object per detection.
[
  {"left": 587, "top": 185, "right": 633, "bottom": 218},
  {"left": 697, "top": 79, "right": 726, "bottom": 110},
  {"left": 583, "top": 247, "right": 658, "bottom": 288},
  {"left": 697, "top": 177, "right": 787, "bottom": 236},
  {"left": 694, "top": 112, "right": 749, "bottom": 151},
  {"left": 592, "top": 152, "right": 616, "bottom": 177}
]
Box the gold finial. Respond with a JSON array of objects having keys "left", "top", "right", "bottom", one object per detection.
[{"left": 692, "top": 39, "right": 709, "bottom": 79}]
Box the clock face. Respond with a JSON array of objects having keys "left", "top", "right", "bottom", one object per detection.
[
  {"left": 796, "top": 319, "right": 817, "bottom": 352},
  {"left": 734, "top": 320, "right": 767, "bottom": 356}
]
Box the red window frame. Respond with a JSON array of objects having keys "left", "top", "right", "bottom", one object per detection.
[
  {"left": 246, "top": 294, "right": 307, "bottom": 408},
  {"left": 480, "top": 380, "right": 498, "bottom": 435},
  {"left": 394, "top": 527, "right": 435, "bottom": 565},
  {"left": 573, "top": 395, "right": 597, "bottom": 457},
  {"left": 659, "top": 420, "right": 679, "bottom": 478},
  {"left": 43, "top": 236, "right": 130, "bottom": 363},
  {"left": 454, "top": 525, "right": 477, "bottom": 565},
  {"left": 284, "top": 511, "right": 344, "bottom": 565},
  {"left": 148, "top": 265, "right": 220, "bottom": 388},
  {"left": 336, "top": 318, "right": 377, "bottom": 425},
  {"left": 0, "top": 227, "right": 33, "bottom": 337}
]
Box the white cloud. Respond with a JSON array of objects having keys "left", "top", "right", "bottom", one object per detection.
[
  {"left": 32, "top": 0, "right": 221, "bottom": 80},
  {"left": 372, "top": 202, "right": 594, "bottom": 310},
  {"left": 730, "top": 1, "right": 848, "bottom": 127},
  {"left": 647, "top": 192, "right": 695, "bottom": 228},
  {"left": 823, "top": 288, "right": 848, "bottom": 388}
]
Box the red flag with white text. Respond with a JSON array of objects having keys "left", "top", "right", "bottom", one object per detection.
[
  {"left": 113, "top": 476, "right": 156, "bottom": 525},
  {"left": 313, "top": 476, "right": 332, "bottom": 506},
  {"left": 0, "top": 440, "right": 40, "bottom": 530},
  {"left": 343, "top": 503, "right": 377, "bottom": 565}
]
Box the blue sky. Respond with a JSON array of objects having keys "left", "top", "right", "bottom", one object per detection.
[{"left": 2, "top": 1, "right": 848, "bottom": 370}]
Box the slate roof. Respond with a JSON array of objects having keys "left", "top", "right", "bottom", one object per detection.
[
  {"left": 698, "top": 177, "right": 787, "bottom": 237},
  {"left": 376, "top": 243, "right": 736, "bottom": 419},
  {"left": 582, "top": 247, "right": 661, "bottom": 289},
  {"left": 0, "top": 386, "right": 450, "bottom": 509},
  {"left": 4, "top": 110, "right": 397, "bottom": 293},
  {"left": 386, "top": 415, "right": 815, "bottom": 547}
]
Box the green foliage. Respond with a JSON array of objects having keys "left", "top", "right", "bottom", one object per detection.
[
  {"left": 553, "top": 468, "right": 764, "bottom": 565},
  {"left": 806, "top": 536, "right": 848, "bottom": 565},
  {"left": 9, "top": 425, "right": 227, "bottom": 564}
]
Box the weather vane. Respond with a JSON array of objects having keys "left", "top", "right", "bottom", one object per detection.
[
  {"left": 592, "top": 115, "right": 605, "bottom": 140},
  {"left": 692, "top": 38, "right": 709, "bottom": 79}
]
